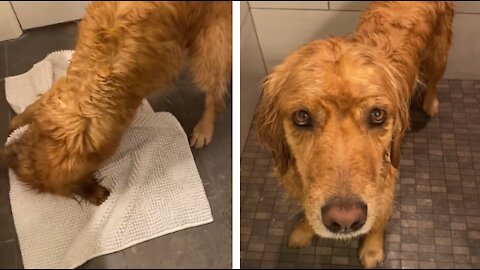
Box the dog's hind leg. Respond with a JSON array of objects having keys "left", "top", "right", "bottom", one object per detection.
[
  {"left": 188, "top": 12, "right": 231, "bottom": 148},
  {"left": 421, "top": 4, "right": 453, "bottom": 117},
  {"left": 9, "top": 100, "right": 41, "bottom": 132},
  {"left": 421, "top": 50, "right": 447, "bottom": 118}
]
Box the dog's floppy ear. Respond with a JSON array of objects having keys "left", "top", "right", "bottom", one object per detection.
[
  {"left": 388, "top": 85, "right": 410, "bottom": 169},
  {"left": 389, "top": 128, "right": 402, "bottom": 169},
  {"left": 381, "top": 60, "right": 411, "bottom": 170},
  {"left": 255, "top": 71, "right": 292, "bottom": 175}
]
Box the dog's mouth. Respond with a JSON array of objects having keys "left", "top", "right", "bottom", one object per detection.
[
  {"left": 324, "top": 230, "right": 367, "bottom": 241},
  {"left": 312, "top": 217, "right": 373, "bottom": 240}
]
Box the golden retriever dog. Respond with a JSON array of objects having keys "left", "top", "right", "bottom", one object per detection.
[
  {"left": 256, "top": 2, "right": 453, "bottom": 268},
  {"left": 0, "top": 2, "right": 231, "bottom": 205}
]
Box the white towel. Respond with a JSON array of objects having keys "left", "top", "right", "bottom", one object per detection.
[{"left": 4, "top": 50, "right": 213, "bottom": 269}]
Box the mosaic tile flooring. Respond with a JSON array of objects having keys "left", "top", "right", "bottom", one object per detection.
[{"left": 241, "top": 80, "right": 480, "bottom": 269}]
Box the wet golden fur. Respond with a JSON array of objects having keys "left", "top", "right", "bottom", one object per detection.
[
  {"left": 256, "top": 2, "right": 453, "bottom": 268},
  {"left": 1, "top": 2, "right": 231, "bottom": 205}
]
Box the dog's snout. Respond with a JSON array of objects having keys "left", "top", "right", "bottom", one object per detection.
[{"left": 321, "top": 198, "right": 367, "bottom": 234}]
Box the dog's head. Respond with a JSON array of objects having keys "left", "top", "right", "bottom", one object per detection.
[{"left": 256, "top": 38, "right": 410, "bottom": 239}]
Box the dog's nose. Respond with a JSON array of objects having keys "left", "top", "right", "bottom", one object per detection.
[{"left": 321, "top": 198, "right": 367, "bottom": 234}]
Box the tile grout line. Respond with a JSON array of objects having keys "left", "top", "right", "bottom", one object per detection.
[
  {"left": 3, "top": 44, "right": 11, "bottom": 122},
  {"left": 0, "top": 239, "right": 15, "bottom": 244}
]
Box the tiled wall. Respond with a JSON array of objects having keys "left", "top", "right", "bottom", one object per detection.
[
  {"left": 10, "top": 1, "right": 90, "bottom": 30},
  {"left": 241, "top": 2, "right": 267, "bottom": 152},
  {"left": 0, "top": 2, "right": 22, "bottom": 42},
  {"left": 249, "top": 1, "right": 480, "bottom": 79}
]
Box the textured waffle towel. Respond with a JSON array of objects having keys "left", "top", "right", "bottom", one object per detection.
[{"left": 4, "top": 50, "right": 213, "bottom": 269}]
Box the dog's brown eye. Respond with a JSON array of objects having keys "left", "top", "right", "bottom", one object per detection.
[
  {"left": 293, "top": 110, "right": 312, "bottom": 127},
  {"left": 369, "top": 108, "right": 386, "bottom": 126}
]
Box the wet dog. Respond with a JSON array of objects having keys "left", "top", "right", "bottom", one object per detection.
[
  {"left": 256, "top": 2, "right": 453, "bottom": 268},
  {"left": 1, "top": 2, "right": 231, "bottom": 205}
]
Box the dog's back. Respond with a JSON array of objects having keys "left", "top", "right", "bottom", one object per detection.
[
  {"left": 357, "top": 2, "right": 453, "bottom": 48},
  {"left": 348, "top": 1, "right": 454, "bottom": 126},
  {"left": 70, "top": 2, "right": 230, "bottom": 96},
  {"left": 354, "top": 2, "right": 454, "bottom": 100}
]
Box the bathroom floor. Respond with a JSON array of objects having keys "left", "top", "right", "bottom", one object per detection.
[
  {"left": 0, "top": 22, "right": 231, "bottom": 268},
  {"left": 241, "top": 80, "right": 480, "bottom": 269}
]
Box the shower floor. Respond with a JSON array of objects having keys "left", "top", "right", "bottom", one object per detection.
[{"left": 241, "top": 79, "right": 480, "bottom": 269}]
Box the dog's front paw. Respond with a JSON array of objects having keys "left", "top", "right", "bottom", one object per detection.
[
  {"left": 190, "top": 121, "right": 214, "bottom": 149},
  {"left": 359, "top": 246, "right": 384, "bottom": 269},
  {"left": 359, "top": 232, "right": 385, "bottom": 269},
  {"left": 288, "top": 231, "right": 313, "bottom": 248},
  {"left": 288, "top": 219, "right": 315, "bottom": 248}
]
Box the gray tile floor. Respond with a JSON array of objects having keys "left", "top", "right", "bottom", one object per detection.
[
  {"left": 0, "top": 22, "right": 231, "bottom": 268},
  {"left": 240, "top": 80, "right": 480, "bottom": 269}
]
